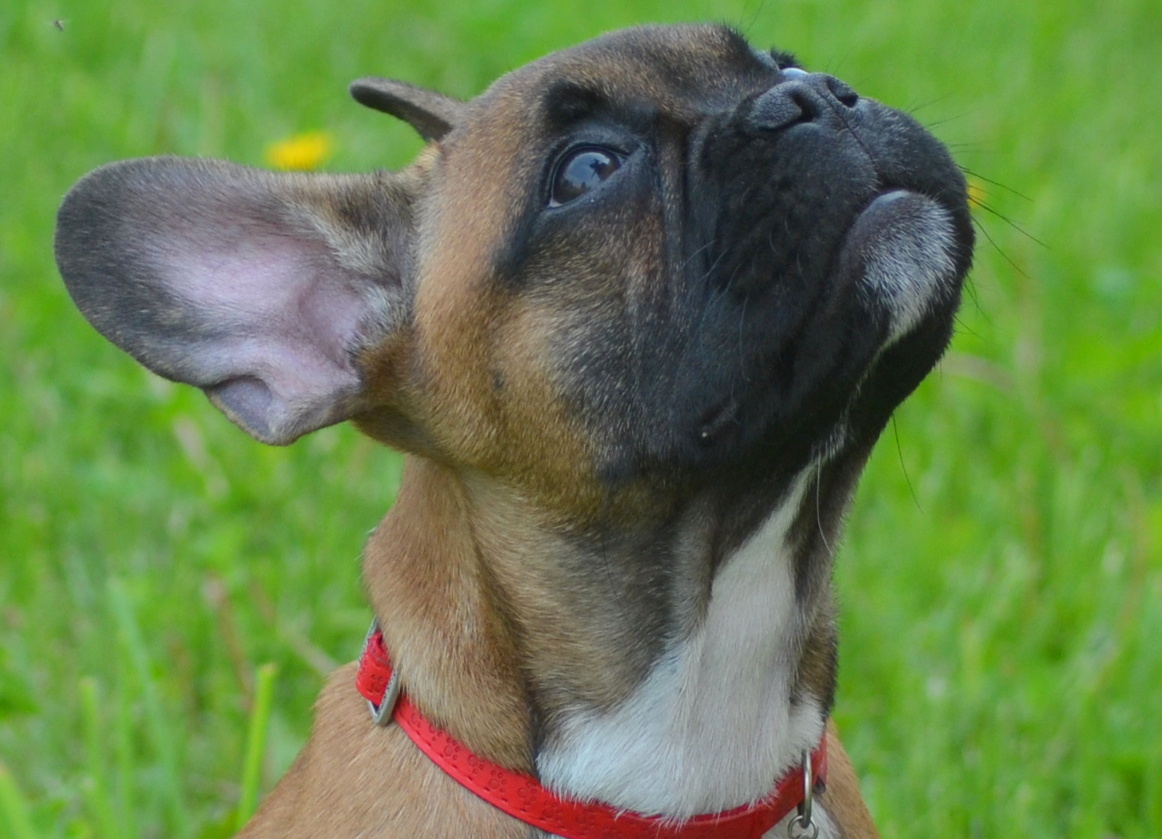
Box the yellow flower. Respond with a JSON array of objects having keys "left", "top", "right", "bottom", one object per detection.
[{"left": 265, "top": 131, "right": 334, "bottom": 171}]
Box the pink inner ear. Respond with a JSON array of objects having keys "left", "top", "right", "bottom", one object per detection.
[{"left": 156, "top": 223, "right": 374, "bottom": 444}]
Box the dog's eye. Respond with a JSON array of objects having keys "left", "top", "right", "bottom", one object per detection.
[{"left": 549, "top": 146, "right": 622, "bottom": 207}]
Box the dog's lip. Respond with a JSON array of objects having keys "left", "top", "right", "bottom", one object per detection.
[
  {"left": 843, "top": 188, "right": 960, "bottom": 342},
  {"left": 857, "top": 188, "right": 929, "bottom": 221},
  {"left": 862, "top": 188, "right": 908, "bottom": 209},
  {"left": 853, "top": 188, "right": 963, "bottom": 243}
]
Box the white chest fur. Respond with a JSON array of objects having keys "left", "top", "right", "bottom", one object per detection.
[{"left": 537, "top": 472, "right": 826, "bottom": 818}]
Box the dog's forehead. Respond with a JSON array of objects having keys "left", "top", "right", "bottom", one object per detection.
[
  {"left": 530, "top": 25, "right": 758, "bottom": 84},
  {"left": 473, "top": 24, "right": 769, "bottom": 125}
]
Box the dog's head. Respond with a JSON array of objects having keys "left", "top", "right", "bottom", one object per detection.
[{"left": 56, "top": 24, "right": 972, "bottom": 526}]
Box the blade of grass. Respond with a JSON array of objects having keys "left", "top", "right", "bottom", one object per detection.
[
  {"left": 108, "top": 578, "right": 190, "bottom": 838},
  {"left": 79, "top": 678, "right": 124, "bottom": 839},
  {"left": 0, "top": 761, "right": 38, "bottom": 839},
  {"left": 234, "top": 663, "right": 278, "bottom": 830},
  {"left": 113, "top": 667, "right": 139, "bottom": 839}
]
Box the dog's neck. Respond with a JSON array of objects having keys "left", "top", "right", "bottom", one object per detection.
[{"left": 363, "top": 454, "right": 850, "bottom": 817}]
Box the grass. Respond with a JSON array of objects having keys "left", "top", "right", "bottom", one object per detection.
[{"left": 2, "top": 0, "right": 1159, "bottom": 836}]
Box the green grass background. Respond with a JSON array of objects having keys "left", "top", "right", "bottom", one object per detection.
[{"left": 2, "top": 0, "right": 1159, "bottom": 835}]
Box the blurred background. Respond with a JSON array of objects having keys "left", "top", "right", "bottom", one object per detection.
[{"left": 2, "top": 0, "right": 1159, "bottom": 835}]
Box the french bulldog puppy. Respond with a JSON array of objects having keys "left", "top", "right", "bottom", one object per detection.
[{"left": 56, "top": 23, "right": 973, "bottom": 838}]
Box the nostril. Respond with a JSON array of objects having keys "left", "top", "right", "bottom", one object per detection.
[
  {"left": 751, "top": 83, "right": 817, "bottom": 132},
  {"left": 826, "top": 77, "right": 859, "bottom": 108}
]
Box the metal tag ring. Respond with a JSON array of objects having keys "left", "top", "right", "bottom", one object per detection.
[{"left": 787, "top": 749, "right": 819, "bottom": 839}]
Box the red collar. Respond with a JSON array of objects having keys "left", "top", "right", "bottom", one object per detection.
[{"left": 356, "top": 623, "right": 827, "bottom": 839}]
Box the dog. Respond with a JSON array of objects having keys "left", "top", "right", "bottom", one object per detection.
[{"left": 55, "top": 23, "right": 973, "bottom": 839}]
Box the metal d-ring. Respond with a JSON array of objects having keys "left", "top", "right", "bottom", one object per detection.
[
  {"left": 369, "top": 668, "right": 401, "bottom": 726},
  {"left": 363, "top": 618, "right": 402, "bottom": 727},
  {"left": 787, "top": 749, "right": 819, "bottom": 839}
]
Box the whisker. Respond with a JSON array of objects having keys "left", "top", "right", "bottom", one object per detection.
[
  {"left": 814, "top": 460, "right": 834, "bottom": 559},
  {"left": 891, "top": 416, "right": 922, "bottom": 513}
]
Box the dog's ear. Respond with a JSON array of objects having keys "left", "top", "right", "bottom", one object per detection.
[
  {"left": 349, "top": 78, "right": 464, "bottom": 141},
  {"left": 55, "top": 156, "right": 419, "bottom": 445}
]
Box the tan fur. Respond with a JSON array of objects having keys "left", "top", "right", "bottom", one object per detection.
[
  {"left": 238, "top": 664, "right": 532, "bottom": 839},
  {"left": 820, "top": 721, "right": 882, "bottom": 839},
  {"left": 362, "top": 459, "right": 535, "bottom": 771}
]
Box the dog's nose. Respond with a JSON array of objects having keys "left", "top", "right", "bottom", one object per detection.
[{"left": 749, "top": 72, "right": 860, "bottom": 132}]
